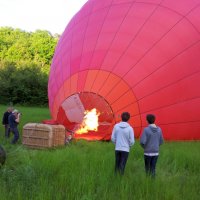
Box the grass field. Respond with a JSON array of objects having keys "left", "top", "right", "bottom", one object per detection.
[{"left": 0, "top": 105, "right": 200, "bottom": 200}]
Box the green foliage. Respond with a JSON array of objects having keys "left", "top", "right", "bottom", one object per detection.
[
  {"left": 0, "top": 27, "right": 59, "bottom": 105},
  {"left": 0, "top": 61, "right": 48, "bottom": 105},
  {"left": 30, "top": 30, "right": 58, "bottom": 66},
  {"left": 0, "top": 27, "right": 59, "bottom": 66}
]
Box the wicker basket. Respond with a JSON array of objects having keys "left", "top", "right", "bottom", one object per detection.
[{"left": 22, "top": 123, "right": 66, "bottom": 149}]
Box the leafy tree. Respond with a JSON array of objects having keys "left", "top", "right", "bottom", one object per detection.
[
  {"left": 0, "top": 61, "right": 48, "bottom": 105},
  {"left": 30, "top": 30, "right": 57, "bottom": 66},
  {"left": 0, "top": 61, "right": 16, "bottom": 103},
  {"left": 0, "top": 27, "right": 31, "bottom": 61},
  {"left": 0, "top": 27, "right": 59, "bottom": 105},
  {"left": 0, "top": 27, "right": 58, "bottom": 68}
]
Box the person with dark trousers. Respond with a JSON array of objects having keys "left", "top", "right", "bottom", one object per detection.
[
  {"left": 111, "top": 112, "right": 135, "bottom": 175},
  {"left": 2, "top": 107, "right": 13, "bottom": 138},
  {"left": 8, "top": 109, "right": 21, "bottom": 144},
  {"left": 140, "top": 114, "right": 164, "bottom": 178}
]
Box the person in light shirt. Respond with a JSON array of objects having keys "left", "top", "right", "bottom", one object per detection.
[
  {"left": 111, "top": 112, "right": 135, "bottom": 175},
  {"left": 140, "top": 114, "right": 164, "bottom": 177}
]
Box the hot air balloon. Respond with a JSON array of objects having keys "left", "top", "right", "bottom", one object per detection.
[{"left": 48, "top": 0, "right": 200, "bottom": 140}]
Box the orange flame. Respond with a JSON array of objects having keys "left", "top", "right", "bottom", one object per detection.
[{"left": 76, "top": 108, "right": 100, "bottom": 134}]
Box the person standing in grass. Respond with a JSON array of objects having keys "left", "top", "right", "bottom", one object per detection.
[
  {"left": 8, "top": 109, "right": 21, "bottom": 144},
  {"left": 2, "top": 107, "right": 13, "bottom": 138},
  {"left": 140, "top": 114, "right": 164, "bottom": 177},
  {"left": 111, "top": 112, "right": 135, "bottom": 175}
]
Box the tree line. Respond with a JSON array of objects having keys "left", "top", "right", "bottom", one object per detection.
[{"left": 0, "top": 27, "right": 59, "bottom": 106}]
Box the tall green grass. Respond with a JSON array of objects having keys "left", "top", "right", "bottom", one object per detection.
[{"left": 0, "top": 105, "right": 200, "bottom": 200}]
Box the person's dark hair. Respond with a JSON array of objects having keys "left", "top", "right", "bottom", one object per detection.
[
  {"left": 146, "top": 114, "right": 156, "bottom": 124},
  {"left": 121, "top": 112, "right": 130, "bottom": 122}
]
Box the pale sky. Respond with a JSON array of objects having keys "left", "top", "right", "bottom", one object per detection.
[{"left": 0, "top": 0, "right": 88, "bottom": 34}]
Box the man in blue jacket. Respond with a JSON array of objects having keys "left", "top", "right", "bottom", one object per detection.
[
  {"left": 111, "top": 112, "right": 135, "bottom": 175},
  {"left": 140, "top": 114, "right": 164, "bottom": 177},
  {"left": 8, "top": 109, "right": 21, "bottom": 144}
]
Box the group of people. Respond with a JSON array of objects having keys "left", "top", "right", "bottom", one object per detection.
[
  {"left": 111, "top": 112, "right": 164, "bottom": 177},
  {"left": 2, "top": 107, "right": 21, "bottom": 144},
  {"left": 2, "top": 106, "right": 163, "bottom": 176}
]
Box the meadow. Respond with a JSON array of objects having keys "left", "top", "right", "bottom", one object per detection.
[{"left": 0, "top": 105, "right": 200, "bottom": 200}]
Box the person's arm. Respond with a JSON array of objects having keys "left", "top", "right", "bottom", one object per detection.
[
  {"left": 140, "top": 128, "right": 147, "bottom": 148},
  {"left": 15, "top": 113, "right": 21, "bottom": 123},
  {"left": 159, "top": 129, "right": 164, "bottom": 145},
  {"left": 111, "top": 126, "right": 116, "bottom": 143},
  {"left": 129, "top": 127, "right": 135, "bottom": 146}
]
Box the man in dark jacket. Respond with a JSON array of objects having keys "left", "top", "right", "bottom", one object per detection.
[
  {"left": 2, "top": 107, "right": 13, "bottom": 138},
  {"left": 140, "top": 114, "right": 164, "bottom": 177}
]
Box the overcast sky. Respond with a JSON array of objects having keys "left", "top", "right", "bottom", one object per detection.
[{"left": 0, "top": 0, "right": 88, "bottom": 34}]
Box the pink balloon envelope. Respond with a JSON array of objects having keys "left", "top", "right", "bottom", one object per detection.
[{"left": 48, "top": 0, "right": 200, "bottom": 140}]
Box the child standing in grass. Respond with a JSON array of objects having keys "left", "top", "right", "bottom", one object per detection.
[
  {"left": 140, "top": 114, "right": 164, "bottom": 177},
  {"left": 111, "top": 112, "right": 135, "bottom": 175}
]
